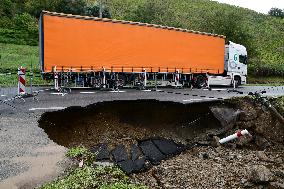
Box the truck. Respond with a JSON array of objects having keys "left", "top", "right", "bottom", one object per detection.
[{"left": 39, "top": 11, "right": 248, "bottom": 89}]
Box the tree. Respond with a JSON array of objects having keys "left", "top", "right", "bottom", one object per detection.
[
  {"left": 0, "top": 0, "right": 16, "bottom": 17},
  {"left": 84, "top": 1, "right": 111, "bottom": 18},
  {"left": 268, "top": 8, "right": 284, "bottom": 18}
]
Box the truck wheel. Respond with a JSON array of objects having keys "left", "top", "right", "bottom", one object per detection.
[
  {"left": 234, "top": 76, "right": 241, "bottom": 87},
  {"left": 196, "top": 75, "right": 207, "bottom": 89}
]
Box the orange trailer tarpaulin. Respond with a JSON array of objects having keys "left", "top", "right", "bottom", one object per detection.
[{"left": 39, "top": 11, "right": 225, "bottom": 74}]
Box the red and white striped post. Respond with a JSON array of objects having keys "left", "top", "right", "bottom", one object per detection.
[{"left": 18, "top": 67, "right": 26, "bottom": 95}]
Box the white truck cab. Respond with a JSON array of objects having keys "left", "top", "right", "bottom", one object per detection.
[{"left": 208, "top": 41, "right": 248, "bottom": 87}]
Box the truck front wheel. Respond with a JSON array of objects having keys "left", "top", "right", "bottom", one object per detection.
[{"left": 234, "top": 76, "right": 241, "bottom": 87}]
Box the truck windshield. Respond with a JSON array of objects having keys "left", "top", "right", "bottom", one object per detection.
[{"left": 239, "top": 55, "right": 247, "bottom": 64}]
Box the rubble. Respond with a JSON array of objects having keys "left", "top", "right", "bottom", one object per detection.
[{"left": 249, "top": 165, "right": 275, "bottom": 183}]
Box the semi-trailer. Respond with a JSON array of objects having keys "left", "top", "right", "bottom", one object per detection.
[{"left": 39, "top": 11, "right": 247, "bottom": 89}]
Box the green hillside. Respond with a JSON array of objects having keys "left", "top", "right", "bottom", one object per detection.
[{"left": 0, "top": 0, "right": 283, "bottom": 80}]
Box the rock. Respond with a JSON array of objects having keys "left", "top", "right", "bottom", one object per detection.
[
  {"left": 90, "top": 143, "right": 110, "bottom": 161},
  {"left": 255, "top": 135, "right": 271, "bottom": 149},
  {"left": 269, "top": 182, "right": 284, "bottom": 189},
  {"left": 111, "top": 144, "right": 129, "bottom": 163},
  {"left": 131, "top": 144, "right": 142, "bottom": 161},
  {"left": 139, "top": 140, "right": 166, "bottom": 165},
  {"left": 199, "top": 152, "right": 209, "bottom": 159},
  {"left": 152, "top": 138, "right": 185, "bottom": 156},
  {"left": 211, "top": 136, "right": 221, "bottom": 147},
  {"left": 236, "top": 133, "right": 253, "bottom": 146},
  {"left": 210, "top": 107, "right": 240, "bottom": 127},
  {"left": 250, "top": 165, "right": 275, "bottom": 183},
  {"left": 256, "top": 151, "right": 269, "bottom": 162}
]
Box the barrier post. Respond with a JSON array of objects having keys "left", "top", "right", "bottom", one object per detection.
[
  {"left": 18, "top": 67, "right": 26, "bottom": 95},
  {"left": 103, "top": 67, "right": 106, "bottom": 88},
  {"left": 143, "top": 69, "right": 147, "bottom": 88},
  {"left": 175, "top": 70, "right": 180, "bottom": 86},
  {"left": 53, "top": 66, "right": 59, "bottom": 91},
  {"left": 232, "top": 73, "right": 236, "bottom": 90}
]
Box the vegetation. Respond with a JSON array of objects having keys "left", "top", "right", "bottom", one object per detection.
[
  {"left": 0, "top": 0, "right": 284, "bottom": 85},
  {"left": 268, "top": 8, "right": 284, "bottom": 19},
  {"left": 66, "top": 146, "right": 97, "bottom": 166},
  {"left": 40, "top": 165, "right": 147, "bottom": 189},
  {"left": 270, "top": 96, "right": 284, "bottom": 116},
  {"left": 40, "top": 146, "right": 147, "bottom": 189},
  {"left": 0, "top": 43, "right": 49, "bottom": 87}
]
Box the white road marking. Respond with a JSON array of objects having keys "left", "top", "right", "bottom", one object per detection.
[
  {"left": 29, "top": 107, "right": 66, "bottom": 111},
  {"left": 205, "top": 97, "right": 216, "bottom": 100},
  {"left": 39, "top": 90, "right": 44, "bottom": 92},
  {"left": 1, "top": 95, "right": 6, "bottom": 97},
  {"left": 203, "top": 88, "right": 227, "bottom": 91},
  {"left": 141, "top": 90, "right": 151, "bottom": 92},
  {"left": 109, "top": 90, "right": 126, "bottom": 93},
  {"left": 80, "top": 91, "right": 95, "bottom": 94},
  {"left": 50, "top": 92, "right": 67, "bottom": 96},
  {"left": 183, "top": 99, "right": 203, "bottom": 102}
]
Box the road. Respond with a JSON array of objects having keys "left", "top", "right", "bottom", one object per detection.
[{"left": 0, "top": 85, "right": 283, "bottom": 188}]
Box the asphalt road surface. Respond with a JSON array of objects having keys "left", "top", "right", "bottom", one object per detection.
[{"left": 0, "top": 85, "right": 283, "bottom": 188}]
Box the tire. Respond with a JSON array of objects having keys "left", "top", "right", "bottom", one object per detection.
[
  {"left": 195, "top": 75, "right": 207, "bottom": 89},
  {"left": 234, "top": 76, "right": 241, "bottom": 87}
]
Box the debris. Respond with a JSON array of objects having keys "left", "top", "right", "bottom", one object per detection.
[
  {"left": 211, "top": 136, "right": 221, "bottom": 147},
  {"left": 90, "top": 143, "right": 110, "bottom": 161},
  {"left": 152, "top": 138, "right": 185, "bottom": 156},
  {"left": 139, "top": 140, "right": 165, "bottom": 165},
  {"left": 111, "top": 144, "right": 129, "bottom": 163},
  {"left": 117, "top": 160, "right": 134, "bottom": 174},
  {"left": 133, "top": 157, "right": 146, "bottom": 172},
  {"left": 238, "top": 110, "right": 257, "bottom": 121},
  {"left": 219, "top": 129, "right": 250, "bottom": 144},
  {"left": 250, "top": 165, "right": 275, "bottom": 183},
  {"left": 210, "top": 107, "right": 240, "bottom": 127},
  {"left": 93, "top": 161, "right": 114, "bottom": 167},
  {"left": 256, "top": 151, "right": 269, "bottom": 162},
  {"left": 236, "top": 133, "right": 253, "bottom": 146},
  {"left": 79, "top": 159, "right": 84, "bottom": 168},
  {"left": 199, "top": 152, "right": 209, "bottom": 159},
  {"left": 131, "top": 144, "right": 142, "bottom": 161},
  {"left": 255, "top": 135, "right": 271, "bottom": 149},
  {"left": 269, "top": 182, "right": 284, "bottom": 189}
]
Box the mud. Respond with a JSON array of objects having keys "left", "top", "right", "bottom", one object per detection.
[{"left": 38, "top": 100, "right": 222, "bottom": 148}]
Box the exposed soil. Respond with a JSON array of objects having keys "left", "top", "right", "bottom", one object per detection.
[
  {"left": 39, "top": 100, "right": 221, "bottom": 149},
  {"left": 38, "top": 98, "right": 284, "bottom": 188}
]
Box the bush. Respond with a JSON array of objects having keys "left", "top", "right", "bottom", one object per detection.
[{"left": 0, "top": 13, "right": 38, "bottom": 46}]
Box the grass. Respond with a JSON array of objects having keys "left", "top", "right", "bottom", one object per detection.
[
  {"left": 0, "top": 43, "right": 39, "bottom": 72},
  {"left": 40, "top": 146, "right": 147, "bottom": 189},
  {"left": 0, "top": 43, "right": 50, "bottom": 87},
  {"left": 247, "top": 76, "right": 284, "bottom": 86}
]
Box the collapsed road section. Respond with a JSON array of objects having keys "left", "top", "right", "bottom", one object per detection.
[
  {"left": 37, "top": 97, "right": 284, "bottom": 188},
  {"left": 39, "top": 100, "right": 222, "bottom": 148}
]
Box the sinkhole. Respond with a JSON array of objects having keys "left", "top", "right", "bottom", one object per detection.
[{"left": 38, "top": 100, "right": 223, "bottom": 148}]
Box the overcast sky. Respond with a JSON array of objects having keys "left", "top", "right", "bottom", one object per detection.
[{"left": 213, "top": 0, "right": 284, "bottom": 14}]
